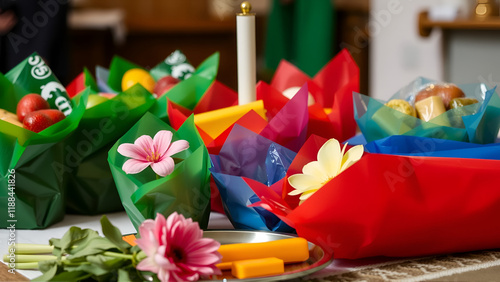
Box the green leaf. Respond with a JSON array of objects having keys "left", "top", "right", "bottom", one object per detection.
[
  {"left": 50, "top": 270, "right": 92, "bottom": 282},
  {"left": 49, "top": 238, "right": 61, "bottom": 248},
  {"left": 118, "top": 268, "right": 131, "bottom": 282},
  {"left": 130, "top": 270, "right": 158, "bottom": 282},
  {"left": 38, "top": 260, "right": 57, "bottom": 270},
  {"left": 32, "top": 263, "right": 58, "bottom": 281},
  {"left": 68, "top": 237, "right": 118, "bottom": 259},
  {"left": 131, "top": 245, "right": 142, "bottom": 253},
  {"left": 64, "top": 262, "right": 109, "bottom": 277},
  {"left": 87, "top": 254, "right": 126, "bottom": 270},
  {"left": 60, "top": 227, "right": 100, "bottom": 258},
  {"left": 101, "top": 215, "right": 131, "bottom": 252},
  {"left": 49, "top": 238, "right": 62, "bottom": 257},
  {"left": 94, "top": 272, "right": 117, "bottom": 282},
  {"left": 151, "top": 273, "right": 162, "bottom": 282}
]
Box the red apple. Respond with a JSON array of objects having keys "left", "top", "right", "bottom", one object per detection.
[
  {"left": 23, "top": 111, "right": 54, "bottom": 133},
  {"left": 37, "top": 109, "right": 66, "bottom": 123},
  {"left": 23, "top": 109, "right": 65, "bottom": 133},
  {"left": 16, "top": 94, "right": 50, "bottom": 122},
  {"left": 154, "top": 76, "right": 180, "bottom": 98}
]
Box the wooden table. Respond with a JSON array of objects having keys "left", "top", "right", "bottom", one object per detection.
[
  {"left": 3, "top": 211, "right": 500, "bottom": 281},
  {"left": 0, "top": 264, "right": 29, "bottom": 281}
]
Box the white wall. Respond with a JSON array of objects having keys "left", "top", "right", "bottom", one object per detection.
[{"left": 370, "top": 0, "right": 469, "bottom": 100}]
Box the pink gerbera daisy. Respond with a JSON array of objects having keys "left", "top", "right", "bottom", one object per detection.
[
  {"left": 135, "top": 212, "right": 222, "bottom": 282},
  {"left": 117, "top": 130, "right": 189, "bottom": 177}
]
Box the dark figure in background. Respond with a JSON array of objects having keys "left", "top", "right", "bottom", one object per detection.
[{"left": 0, "top": 0, "right": 69, "bottom": 83}]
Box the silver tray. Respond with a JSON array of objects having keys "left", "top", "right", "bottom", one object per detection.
[{"left": 200, "top": 230, "right": 333, "bottom": 281}]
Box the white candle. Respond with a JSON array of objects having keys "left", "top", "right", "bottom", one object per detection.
[{"left": 237, "top": 1, "right": 256, "bottom": 105}]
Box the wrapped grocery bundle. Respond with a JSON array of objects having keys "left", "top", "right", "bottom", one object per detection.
[
  {"left": 250, "top": 133, "right": 500, "bottom": 259},
  {"left": 108, "top": 113, "right": 211, "bottom": 230},
  {"left": 170, "top": 83, "right": 311, "bottom": 154},
  {"left": 354, "top": 77, "right": 500, "bottom": 143},
  {"left": 97, "top": 50, "right": 222, "bottom": 121},
  {"left": 210, "top": 125, "right": 296, "bottom": 232},
  {"left": 0, "top": 53, "right": 87, "bottom": 229},
  {"left": 152, "top": 52, "right": 233, "bottom": 121},
  {"left": 172, "top": 84, "right": 309, "bottom": 213},
  {"left": 104, "top": 49, "right": 197, "bottom": 95},
  {"left": 166, "top": 78, "right": 240, "bottom": 145},
  {"left": 62, "top": 50, "right": 220, "bottom": 214},
  {"left": 170, "top": 98, "right": 264, "bottom": 214},
  {"left": 62, "top": 69, "right": 156, "bottom": 214},
  {"left": 258, "top": 48, "right": 359, "bottom": 142},
  {"left": 166, "top": 55, "right": 314, "bottom": 214},
  {"left": 209, "top": 87, "right": 311, "bottom": 231}
]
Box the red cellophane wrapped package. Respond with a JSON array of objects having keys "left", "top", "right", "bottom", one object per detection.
[
  {"left": 249, "top": 135, "right": 500, "bottom": 259},
  {"left": 258, "top": 49, "right": 359, "bottom": 142},
  {"left": 167, "top": 80, "right": 237, "bottom": 143}
]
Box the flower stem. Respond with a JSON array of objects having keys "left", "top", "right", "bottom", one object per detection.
[
  {"left": 14, "top": 243, "right": 54, "bottom": 254},
  {"left": 103, "top": 251, "right": 134, "bottom": 260},
  {"left": 12, "top": 262, "right": 40, "bottom": 270},
  {"left": 132, "top": 251, "right": 146, "bottom": 267},
  {"left": 3, "top": 254, "right": 58, "bottom": 263},
  {"left": 136, "top": 251, "right": 147, "bottom": 262}
]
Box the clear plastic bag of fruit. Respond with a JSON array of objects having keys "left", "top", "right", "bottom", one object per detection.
[
  {"left": 0, "top": 53, "right": 88, "bottom": 229},
  {"left": 354, "top": 77, "right": 500, "bottom": 143}
]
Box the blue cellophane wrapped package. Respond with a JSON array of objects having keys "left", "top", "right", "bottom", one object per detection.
[
  {"left": 364, "top": 135, "right": 500, "bottom": 159},
  {"left": 210, "top": 125, "right": 296, "bottom": 232},
  {"left": 354, "top": 77, "right": 500, "bottom": 143}
]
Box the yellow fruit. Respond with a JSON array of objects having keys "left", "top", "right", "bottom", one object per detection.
[
  {"left": 86, "top": 94, "right": 109, "bottom": 109},
  {"left": 385, "top": 99, "right": 416, "bottom": 117},
  {"left": 121, "top": 68, "right": 155, "bottom": 93},
  {"left": 0, "top": 108, "right": 23, "bottom": 127}
]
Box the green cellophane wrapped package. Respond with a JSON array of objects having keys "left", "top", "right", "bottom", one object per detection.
[
  {"left": 108, "top": 113, "right": 211, "bottom": 230},
  {"left": 106, "top": 56, "right": 142, "bottom": 93},
  {"left": 6, "top": 53, "right": 74, "bottom": 116},
  {"left": 152, "top": 52, "right": 219, "bottom": 120},
  {"left": 0, "top": 72, "right": 88, "bottom": 229},
  {"left": 105, "top": 52, "right": 220, "bottom": 121},
  {"left": 150, "top": 49, "right": 195, "bottom": 81},
  {"left": 63, "top": 84, "right": 156, "bottom": 214}
]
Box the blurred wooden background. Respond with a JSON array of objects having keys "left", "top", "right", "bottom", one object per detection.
[{"left": 68, "top": 0, "right": 369, "bottom": 94}]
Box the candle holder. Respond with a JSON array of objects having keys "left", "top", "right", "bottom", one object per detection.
[{"left": 474, "top": 0, "right": 499, "bottom": 19}]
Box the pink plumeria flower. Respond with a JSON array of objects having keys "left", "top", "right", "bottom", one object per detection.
[
  {"left": 117, "top": 130, "right": 189, "bottom": 177},
  {"left": 135, "top": 212, "right": 222, "bottom": 282}
]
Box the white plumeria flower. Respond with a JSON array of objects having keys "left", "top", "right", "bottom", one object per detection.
[{"left": 288, "top": 138, "right": 364, "bottom": 204}]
